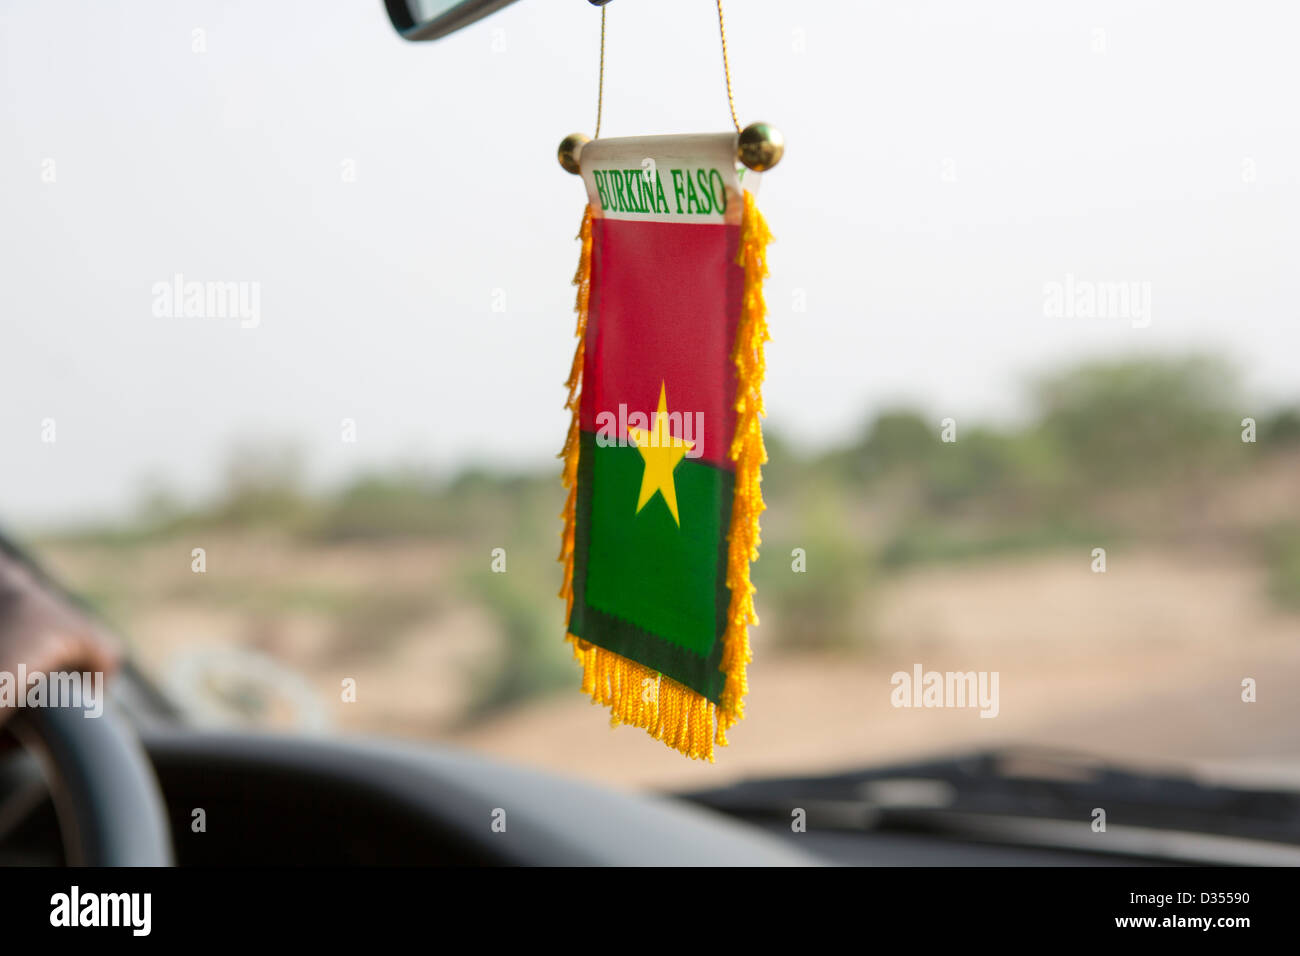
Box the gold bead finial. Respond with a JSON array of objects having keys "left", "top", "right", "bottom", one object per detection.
[
  {"left": 737, "top": 122, "right": 784, "bottom": 172},
  {"left": 558, "top": 133, "right": 591, "bottom": 175}
]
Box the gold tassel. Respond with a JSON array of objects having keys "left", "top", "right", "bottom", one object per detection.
[
  {"left": 557, "top": 205, "right": 592, "bottom": 627},
  {"left": 718, "top": 189, "right": 772, "bottom": 745},
  {"left": 558, "top": 193, "right": 772, "bottom": 761}
]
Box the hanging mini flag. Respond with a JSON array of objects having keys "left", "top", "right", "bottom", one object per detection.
[
  {"left": 556, "top": 131, "right": 774, "bottom": 760},
  {"left": 554, "top": 1, "right": 783, "bottom": 761}
]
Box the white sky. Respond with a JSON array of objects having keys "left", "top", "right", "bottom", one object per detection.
[{"left": 2, "top": 0, "right": 1298, "bottom": 526}]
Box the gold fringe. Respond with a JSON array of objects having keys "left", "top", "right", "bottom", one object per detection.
[
  {"left": 717, "top": 189, "right": 772, "bottom": 744},
  {"left": 564, "top": 639, "right": 719, "bottom": 762},
  {"left": 557, "top": 205, "right": 592, "bottom": 627},
  {"left": 557, "top": 193, "right": 773, "bottom": 761}
]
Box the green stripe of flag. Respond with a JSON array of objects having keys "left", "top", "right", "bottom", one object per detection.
[{"left": 569, "top": 431, "right": 733, "bottom": 702}]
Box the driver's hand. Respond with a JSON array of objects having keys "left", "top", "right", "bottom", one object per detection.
[{"left": 0, "top": 548, "right": 120, "bottom": 727}]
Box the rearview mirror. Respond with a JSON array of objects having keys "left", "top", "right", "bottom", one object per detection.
[{"left": 384, "top": 0, "right": 522, "bottom": 42}]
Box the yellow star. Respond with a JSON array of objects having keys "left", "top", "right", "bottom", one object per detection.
[{"left": 627, "top": 381, "right": 694, "bottom": 526}]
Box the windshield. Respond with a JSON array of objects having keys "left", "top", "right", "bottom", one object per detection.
[{"left": 5, "top": 1, "right": 1297, "bottom": 798}]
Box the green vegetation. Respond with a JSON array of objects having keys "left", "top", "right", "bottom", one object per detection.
[{"left": 1259, "top": 525, "right": 1300, "bottom": 610}]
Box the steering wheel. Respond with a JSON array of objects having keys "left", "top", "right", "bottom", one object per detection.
[{"left": 10, "top": 701, "right": 173, "bottom": 865}]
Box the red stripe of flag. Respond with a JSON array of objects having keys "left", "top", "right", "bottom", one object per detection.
[{"left": 579, "top": 217, "right": 743, "bottom": 470}]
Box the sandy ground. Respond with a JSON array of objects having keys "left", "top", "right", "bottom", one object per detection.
[
  {"left": 448, "top": 552, "right": 1300, "bottom": 790},
  {"left": 42, "top": 537, "right": 1300, "bottom": 792}
]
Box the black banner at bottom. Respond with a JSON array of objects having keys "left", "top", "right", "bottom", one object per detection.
[{"left": 0, "top": 864, "right": 1279, "bottom": 942}]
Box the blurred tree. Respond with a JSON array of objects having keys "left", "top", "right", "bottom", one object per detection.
[
  {"left": 1031, "top": 356, "right": 1241, "bottom": 485},
  {"left": 840, "top": 408, "right": 936, "bottom": 482},
  {"left": 1262, "top": 408, "right": 1300, "bottom": 445},
  {"left": 215, "top": 441, "right": 311, "bottom": 528},
  {"left": 462, "top": 568, "right": 573, "bottom": 718}
]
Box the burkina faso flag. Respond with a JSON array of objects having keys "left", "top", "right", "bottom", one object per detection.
[{"left": 557, "top": 132, "right": 772, "bottom": 760}]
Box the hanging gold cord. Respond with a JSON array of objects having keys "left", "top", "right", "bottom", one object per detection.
[
  {"left": 716, "top": 0, "right": 741, "bottom": 133},
  {"left": 593, "top": 7, "right": 606, "bottom": 139},
  {"left": 592, "top": 2, "right": 741, "bottom": 138}
]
